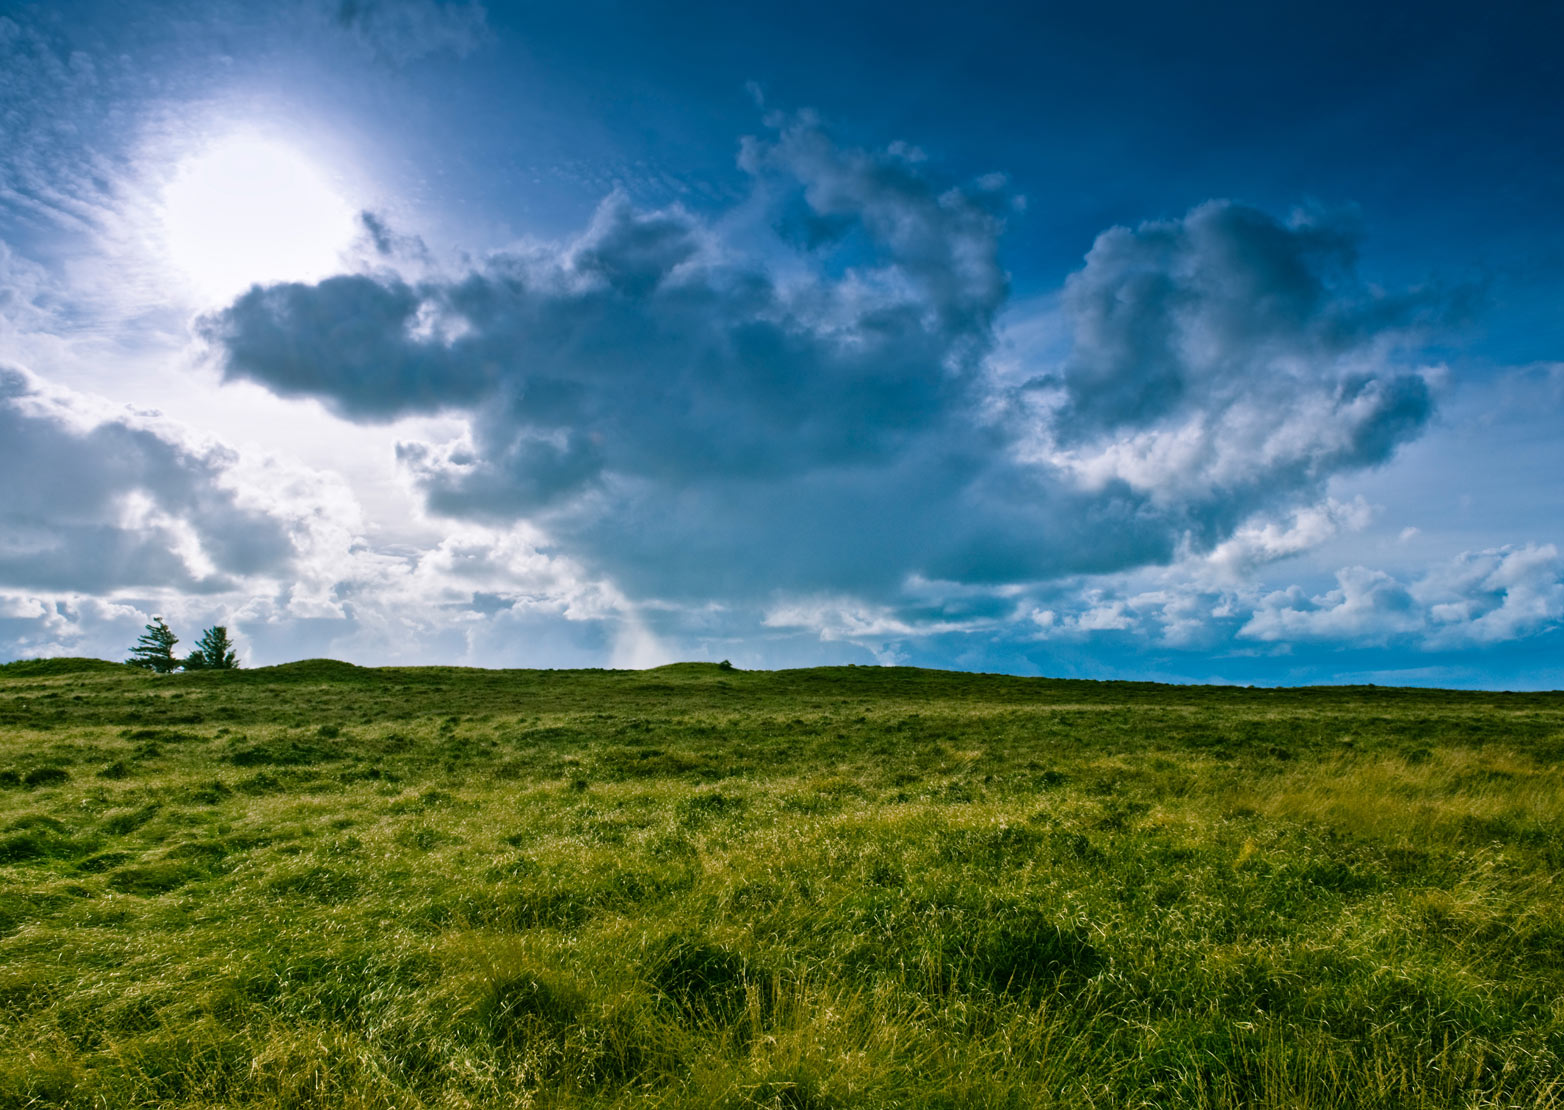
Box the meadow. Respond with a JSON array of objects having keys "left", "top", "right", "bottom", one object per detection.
[{"left": 1, "top": 657, "right": 1561, "bottom": 1109}]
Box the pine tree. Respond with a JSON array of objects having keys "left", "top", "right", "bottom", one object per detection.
[
  {"left": 186, "top": 625, "right": 240, "bottom": 670},
  {"left": 127, "top": 618, "right": 179, "bottom": 673}
]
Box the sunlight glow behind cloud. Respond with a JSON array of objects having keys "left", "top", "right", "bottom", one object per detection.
[{"left": 161, "top": 134, "right": 359, "bottom": 306}]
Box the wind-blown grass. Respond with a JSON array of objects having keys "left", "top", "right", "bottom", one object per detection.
[{"left": 1, "top": 659, "right": 1561, "bottom": 1107}]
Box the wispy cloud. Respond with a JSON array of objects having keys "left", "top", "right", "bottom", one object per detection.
[{"left": 331, "top": 0, "right": 489, "bottom": 63}]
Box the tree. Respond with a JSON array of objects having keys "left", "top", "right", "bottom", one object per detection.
[
  {"left": 127, "top": 618, "right": 179, "bottom": 673},
  {"left": 185, "top": 625, "right": 240, "bottom": 671}
]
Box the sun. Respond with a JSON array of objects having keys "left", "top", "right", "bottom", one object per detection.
[{"left": 161, "top": 133, "right": 360, "bottom": 305}]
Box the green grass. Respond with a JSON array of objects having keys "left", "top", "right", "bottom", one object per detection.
[{"left": 1, "top": 658, "right": 1562, "bottom": 1108}]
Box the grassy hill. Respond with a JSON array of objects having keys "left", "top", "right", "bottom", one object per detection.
[{"left": 1, "top": 661, "right": 1561, "bottom": 1108}]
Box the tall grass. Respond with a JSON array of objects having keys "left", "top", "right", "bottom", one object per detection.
[{"left": 1, "top": 658, "right": 1561, "bottom": 1107}]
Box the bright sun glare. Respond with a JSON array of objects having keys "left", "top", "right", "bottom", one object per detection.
[{"left": 162, "top": 133, "right": 359, "bottom": 305}]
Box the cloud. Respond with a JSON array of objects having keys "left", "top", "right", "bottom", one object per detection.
[
  {"left": 0, "top": 14, "right": 120, "bottom": 238},
  {"left": 1014, "top": 201, "right": 1451, "bottom": 544},
  {"left": 203, "top": 117, "right": 1016, "bottom": 595},
  {"left": 357, "top": 210, "right": 431, "bottom": 264},
  {"left": 0, "top": 511, "right": 654, "bottom": 671},
  {"left": 1240, "top": 567, "right": 1424, "bottom": 645},
  {"left": 760, "top": 537, "right": 1564, "bottom": 667},
  {"left": 0, "top": 592, "right": 152, "bottom": 663},
  {"left": 1417, "top": 543, "right": 1564, "bottom": 646},
  {"left": 738, "top": 113, "right": 1009, "bottom": 341},
  {"left": 1069, "top": 597, "right": 1138, "bottom": 633},
  {"left": 1241, "top": 544, "right": 1564, "bottom": 647},
  {"left": 1052, "top": 203, "right": 1437, "bottom": 435},
  {"left": 331, "top": 0, "right": 489, "bottom": 62},
  {"left": 763, "top": 595, "right": 994, "bottom": 642},
  {"left": 0, "top": 366, "right": 295, "bottom": 592},
  {"left": 202, "top": 117, "right": 1454, "bottom": 613},
  {"left": 1199, "top": 497, "right": 1375, "bottom": 584}
]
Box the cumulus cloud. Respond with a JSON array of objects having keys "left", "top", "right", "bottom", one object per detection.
[
  {"left": 1014, "top": 202, "right": 1450, "bottom": 546},
  {"left": 201, "top": 116, "right": 1457, "bottom": 617},
  {"left": 203, "top": 116, "right": 1017, "bottom": 595},
  {"left": 0, "top": 366, "right": 295, "bottom": 592},
  {"left": 1417, "top": 543, "right": 1564, "bottom": 646},
  {"left": 0, "top": 592, "right": 151, "bottom": 663},
  {"left": 1053, "top": 204, "right": 1438, "bottom": 434},
  {"left": 997, "top": 541, "right": 1564, "bottom": 655},
  {"left": 1241, "top": 567, "right": 1424, "bottom": 644},
  {"left": 1199, "top": 497, "right": 1375, "bottom": 584},
  {"left": 1241, "top": 544, "right": 1564, "bottom": 647}
]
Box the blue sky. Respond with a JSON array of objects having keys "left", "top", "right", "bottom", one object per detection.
[{"left": 2, "top": 0, "right": 1561, "bottom": 686}]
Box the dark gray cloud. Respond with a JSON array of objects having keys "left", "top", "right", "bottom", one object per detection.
[
  {"left": 1000, "top": 200, "right": 1450, "bottom": 556},
  {"left": 207, "top": 118, "right": 1009, "bottom": 516},
  {"left": 1053, "top": 201, "right": 1447, "bottom": 439},
  {"left": 738, "top": 118, "right": 1010, "bottom": 343},
  {"left": 357, "top": 210, "right": 431, "bottom": 264},
  {"left": 203, "top": 120, "right": 1450, "bottom": 605},
  {"left": 204, "top": 275, "right": 489, "bottom": 419},
  {"left": 0, "top": 367, "right": 294, "bottom": 592}
]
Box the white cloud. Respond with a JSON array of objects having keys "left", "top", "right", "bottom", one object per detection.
[
  {"left": 1200, "top": 497, "right": 1375, "bottom": 584},
  {"left": 1241, "top": 567, "right": 1424, "bottom": 644},
  {"left": 1014, "top": 201, "right": 1447, "bottom": 542},
  {"left": 1240, "top": 544, "right": 1564, "bottom": 648},
  {"left": 1072, "top": 599, "right": 1137, "bottom": 632},
  {"left": 1417, "top": 543, "right": 1564, "bottom": 646},
  {"left": 0, "top": 364, "right": 296, "bottom": 592},
  {"left": 763, "top": 596, "right": 987, "bottom": 641},
  {"left": 330, "top": 0, "right": 489, "bottom": 63}
]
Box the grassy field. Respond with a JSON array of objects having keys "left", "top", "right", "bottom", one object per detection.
[{"left": 1, "top": 657, "right": 1561, "bottom": 1109}]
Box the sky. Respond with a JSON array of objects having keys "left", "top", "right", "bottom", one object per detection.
[{"left": 1, "top": 0, "right": 1562, "bottom": 687}]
